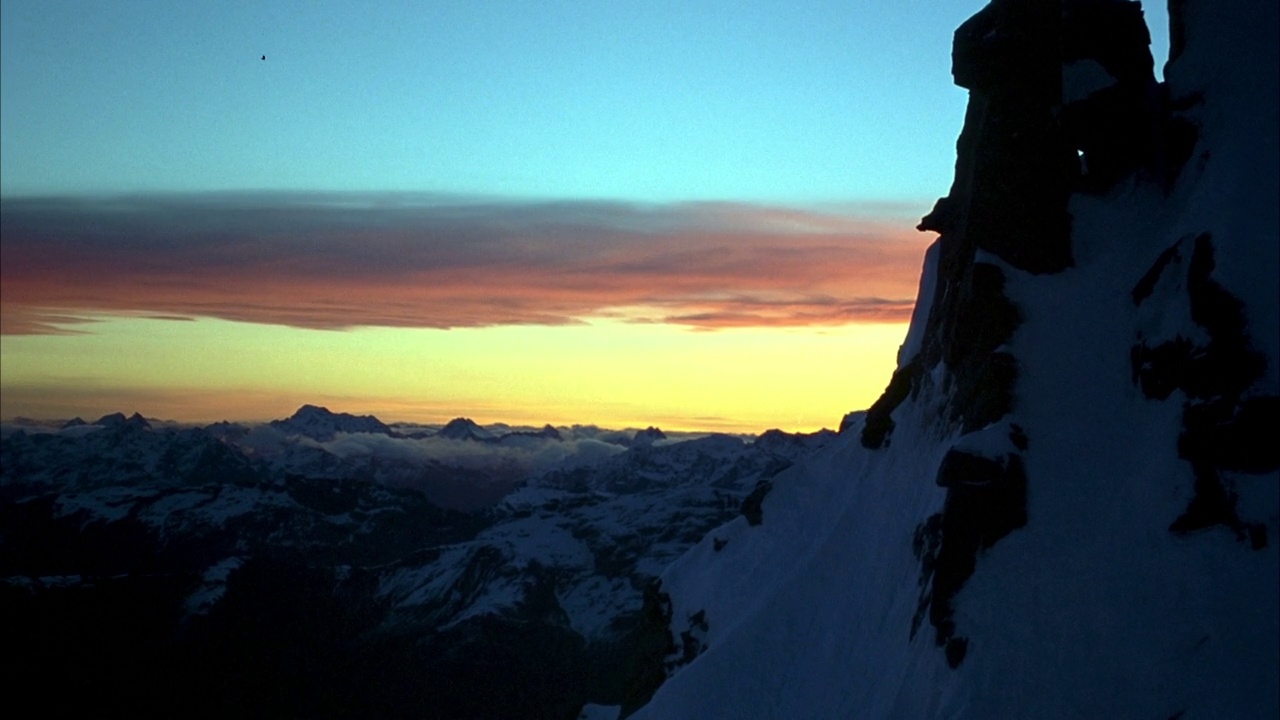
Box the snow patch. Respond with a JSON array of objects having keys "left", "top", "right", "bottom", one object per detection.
[{"left": 184, "top": 557, "right": 244, "bottom": 616}]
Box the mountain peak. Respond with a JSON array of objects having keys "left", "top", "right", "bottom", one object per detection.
[
  {"left": 437, "top": 417, "right": 493, "bottom": 441},
  {"left": 269, "top": 405, "right": 392, "bottom": 441},
  {"left": 631, "top": 426, "right": 666, "bottom": 448},
  {"left": 94, "top": 412, "right": 151, "bottom": 430}
]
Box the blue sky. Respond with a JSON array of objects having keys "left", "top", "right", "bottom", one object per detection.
[
  {"left": 0, "top": 0, "right": 1170, "bottom": 202},
  {"left": 1, "top": 0, "right": 999, "bottom": 202}
]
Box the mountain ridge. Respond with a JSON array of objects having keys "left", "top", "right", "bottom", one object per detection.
[
  {"left": 630, "top": 1, "right": 1278, "bottom": 717},
  {"left": 1, "top": 402, "right": 835, "bottom": 718}
]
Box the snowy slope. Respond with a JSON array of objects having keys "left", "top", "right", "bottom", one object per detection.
[
  {"left": 376, "top": 431, "right": 833, "bottom": 641},
  {"left": 630, "top": 1, "right": 1278, "bottom": 718}
]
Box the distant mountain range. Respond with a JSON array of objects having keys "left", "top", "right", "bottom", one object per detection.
[{"left": 1, "top": 405, "right": 834, "bottom": 718}]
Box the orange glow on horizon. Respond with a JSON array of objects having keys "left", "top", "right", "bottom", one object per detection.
[{"left": 0, "top": 317, "right": 910, "bottom": 434}]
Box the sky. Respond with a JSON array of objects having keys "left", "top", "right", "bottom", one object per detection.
[{"left": 0, "top": 0, "right": 1170, "bottom": 432}]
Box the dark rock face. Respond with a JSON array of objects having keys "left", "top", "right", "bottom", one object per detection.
[
  {"left": 893, "top": 0, "right": 1076, "bottom": 664},
  {"left": 911, "top": 432, "right": 1029, "bottom": 659},
  {"left": 940, "top": 263, "right": 1021, "bottom": 434},
  {"left": 882, "top": 0, "right": 1083, "bottom": 456},
  {"left": 1180, "top": 396, "right": 1279, "bottom": 476},
  {"left": 880, "top": 0, "right": 1168, "bottom": 667},
  {"left": 942, "top": 0, "right": 1075, "bottom": 275},
  {"left": 894, "top": 0, "right": 1273, "bottom": 670},
  {"left": 1130, "top": 232, "right": 1277, "bottom": 546},
  {"left": 1060, "top": 0, "right": 1160, "bottom": 189},
  {"left": 861, "top": 359, "right": 919, "bottom": 449},
  {"left": 740, "top": 479, "right": 772, "bottom": 526},
  {"left": 929, "top": 449, "right": 1028, "bottom": 643},
  {"left": 620, "top": 579, "right": 677, "bottom": 718}
]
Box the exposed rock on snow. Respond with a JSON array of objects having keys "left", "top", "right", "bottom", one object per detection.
[
  {"left": 871, "top": 0, "right": 1088, "bottom": 655},
  {"left": 1131, "top": 230, "right": 1277, "bottom": 545},
  {"left": 1060, "top": 0, "right": 1160, "bottom": 188}
]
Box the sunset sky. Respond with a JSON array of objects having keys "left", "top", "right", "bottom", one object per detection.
[{"left": 0, "top": 1, "right": 1169, "bottom": 432}]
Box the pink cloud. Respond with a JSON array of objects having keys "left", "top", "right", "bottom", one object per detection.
[{"left": 0, "top": 194, "right": 931, "bottom": 334}]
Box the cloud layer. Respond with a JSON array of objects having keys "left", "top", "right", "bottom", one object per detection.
[{"left": 1, "top": 193, "right": 930, "bottom": 335}]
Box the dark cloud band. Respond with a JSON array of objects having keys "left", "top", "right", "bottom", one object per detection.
[{"left": 1, "top": 193, "right": 929, "bottom": 334}]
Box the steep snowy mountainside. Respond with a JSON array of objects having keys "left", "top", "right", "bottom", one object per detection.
[{"left": 630, "top": 1, "right": 1278, "bottom": 718}]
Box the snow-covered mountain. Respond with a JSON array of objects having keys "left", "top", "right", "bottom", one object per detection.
[
  {"left": 1, "top": 408, "right": 832, "bottom": 717},
  {"left": 436, "top": 416, "right": 497, "bottom": 441},
  {"left": 1, "top": 413, "right": 260, "bottom": 494},
  {"left": 267, "top": 403, "right": 395, "bottom": 440},
  {"left": 627, "top": 1, "right": 1278, "bottom": 718},
  {"left": 379, "top": 430, "right": 835, "bottom": 639}
]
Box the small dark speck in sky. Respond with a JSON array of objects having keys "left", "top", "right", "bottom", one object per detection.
[{"left": 261, "top": 55, "right": 266, "bottom": 61}]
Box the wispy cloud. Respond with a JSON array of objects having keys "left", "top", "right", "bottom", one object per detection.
[{"left": 0, "top": 193, "right": 930, "bottom": 335}]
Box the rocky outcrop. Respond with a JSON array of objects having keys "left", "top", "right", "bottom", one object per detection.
[
  {"left": 872, "top": 0, "right": 1176, "bottom": 663},
  {"left": 1131, "top": 231, "right": 1277, "bottom": 547},
  {"left": 619, "top": 579, "right": 677, "bottom": 718},
  {"left": 623, "top": 1, "right": 1275, "bottom": 715},
  {"left": 875, "top": 0, "right": 1080, "bottom": 453},
  {"left": 1060, "top": 0, "right": 1161, "bottom": 189},
  {"left": 911, "top": 423, "right": 1029, "bottom": 666}
]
